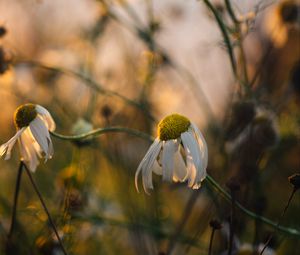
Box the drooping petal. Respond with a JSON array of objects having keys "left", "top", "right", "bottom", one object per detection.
[
  {"left": 191, "top": 123, "right": 208, "bottom": 173},
  {"left": 135, "top": 138, "right": 161, "bottom": 193},
  {"left": 0, "top": 128, "right": 26, "bottom": 160},
  {"left": 162, "top": 140, "right": 178, "bottom": 182},
  {"left": 19, "top": 129, "right": 40, "bottom": 172},
  {"left": 181, "top": 130, "right": 203, "bottom": 188},
  {"left": 173, "top": 151, "right": 187, "bottom": 182},
  {"left": 152, "top": 160, "right": 163, "bottom": 175},
  {"left": 36, "top": 105, "right": 56, "bottom": 131},
  {"left": 29, "top": 116, "right": 52, "bottom": 160},
  {"left": 142, "top": 141, "right": 162, "bottom": 193}
]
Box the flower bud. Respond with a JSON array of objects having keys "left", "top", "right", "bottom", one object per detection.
[
  {"left": 225, "top": 101, "right": 255, "bottom": 141},
  {"left": 209, "top": 219, "right": 222, "bottom": 230},
  {"left": 288, "top": 173, "right": 300, "bottom": 190}
]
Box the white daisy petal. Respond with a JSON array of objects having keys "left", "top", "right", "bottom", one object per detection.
[
  {"left": 191, "top": 123, "right": 208, "bottom": 172},
  {"left": 36, "top": 105, "right": 56, "bottom": 131},
  {"left": 135, "top": 139, "right": 161, "bottom": 192},
  {"left": 162, "top": 140, "right": 177, "bottom": 182},
  {"left": 29, "top": 117, "right": 51, "bottom": 159},
  {"left": 142, "top": 141, "right": 162, "bottom": 193},
  {"left": 135, "top": 114, "right": 208, "bottom": 193},
  {"left": 0, "top": 128, "right": 26, "bottom": 160},
  {"left": 173, "top": 151, "right": 187, "bottom": 182},
  {"left": 19, "top": 129, "right": 40, "bottom": 172},
  {"left": 152, "top": 160, "right": 163, "bottom": 175},
  {"left": 1, "top": 104, "right": 56, "bottom": 172}
]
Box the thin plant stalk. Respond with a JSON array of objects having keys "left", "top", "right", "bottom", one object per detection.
[
  {"left": 7, "top": 161, "right": 24, "bottom": 239},
  {"left": 227, "top": 190, "right": 236, "bottom": 255},
  {"left": 208, "top": 228, "right": 216, "bottom": 255},
  {"left": 259, "top": 187, "right": 297, "bottom": 255},
  {"left": 50, "top": 127, "right": 300, "bottom": 237},
  {"left": 23, "top": 164, "right": 68, "bottom": 255},
  {"left": 166, "top": 191, "right": 199, "bottom": 255},
  {"left": 202, "top": 0, "right": 237, "bottom": 77}
]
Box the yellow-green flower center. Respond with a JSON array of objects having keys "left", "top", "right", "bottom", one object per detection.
[
  {"left": 157, "top": 114, "right": 191, "bottom": 141},
  {"left": 14, "top": 103, "right": 37, "bottom": 129}
]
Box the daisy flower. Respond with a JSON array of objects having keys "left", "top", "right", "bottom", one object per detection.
[
  {"left": 0, "top": 103, "right": 55, "bottom": 171},
  {"left": 135, "top": 113, "right": 208, "bottom": 193}
]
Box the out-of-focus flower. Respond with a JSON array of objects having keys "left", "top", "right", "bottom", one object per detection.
[
  {"left": 264, "top": 0, "right": 300, "bottom": 47},
  {"left": 238, "top": 243, "right": 276, "bottom": 255},
  {"left": 135, "top": 113, "right": 208, "bottom": 193},
  {"left": 0, "top": 104, "right": 55, "bottom": 171},
  {"left": 0, "top": 26, "right": 7, "bottom": 38},
  {"left": 0, "top": 47, "right": 12, "bottom": 74}
]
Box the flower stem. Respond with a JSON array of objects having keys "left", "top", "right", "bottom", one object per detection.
[
  {"left": 227, "top": 190, "right": 236, "bottom": 255},
  {"left": 50, "top": 126, "right": 153, "bottom": 143},
  {"left": 208, "top": 228, "right": 215, "bottom": 255},
  {"left": 7, "top": 161, "right": 24, "bottom": 239},
  {"left": 205, "top": 175, "right": 300, "bottom": 237},
  {"left": 202, "top": 0, "right": 237, "bottom": 77},
  {"left": 166, "top": 191, "right": 199, "bottom": 255},
  {"left": 50, "top": 127, "right": 300, "bottom": 237},
  {"left": 23, "top": 164, "right": 68, "bottom": 255},
  {"left": 259, "top": 187, "right": 297, "bottom": 255}
]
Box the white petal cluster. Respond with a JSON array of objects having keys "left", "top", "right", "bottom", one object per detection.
[
  {"left": 0, "top": 105, "right": 55, "bottom": 171},
  {"left": 135, "top": 122, "right": 208, "bottom": 193}
]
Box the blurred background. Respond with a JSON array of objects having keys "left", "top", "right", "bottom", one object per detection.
[{"left": 0, "top": 0, "right": 299, "bottom": 254}]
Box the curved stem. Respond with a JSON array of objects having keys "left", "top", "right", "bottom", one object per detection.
[
  {"left": 13, "top": 60, "right": 155, "bottom": 121},
  {"left": 23, "top": 164, "right": 68, "bottom": 255},
  {"left": 205, "top": 176, "right": 300, "bottom": 237},
  {"left": 259, "top": 188, "right": 297, "bottom": 255},
  {"left": 50, "top": 126, "right": 153, "bottom": 142},
  {"left": 50, "top": 127, "right": 300, "bottom": 237}
]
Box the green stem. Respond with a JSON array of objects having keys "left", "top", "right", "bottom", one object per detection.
[
  {"left": 50, "top": 127, "right": 300, "bottom": 237},
  {"left": 50, "top": 126, "right": 153, "bottom": 142},
  {"left": 224, "top": 0, "right": 250, "bottom": 93},
  {"left": 202, "top": 0, "right": 237, "bottom": 77},
  {"left": 259, "top": 188, "right": 297, "bottom": 255},
  {"left": 205, "top": 176, "right": 300, "bottom": 237}
]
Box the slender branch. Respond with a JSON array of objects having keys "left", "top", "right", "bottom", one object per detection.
[
  {"left": 224, "top": 0, "right": 239, "bottom": 24},
  {"left": 51, "top": 127, "right": 300, "bottom": 237},
  {"left": 13, "top": 60, "right": 155, "bottom": 121},
  {"left": 208, "top": 228, "right": 215, "bottom": 255},
  {"left": 227, "top": 190, "right": 236, "bottom": 255},
  {"left": 224, "top": 0, "right": 250, "bottom": 91},
  {"left": 7, "top": 161, "right": 24, "bottom": 239},
  {"left": 23, "top": 164, "right": 68, "bottom": 255},
  {"left": 166, "top": 192, "right": 199, "bottom": 255},
  {"left": 202, "top": 0, "right": 237, "bottom": 77},
  {"left": 259, "top": 188, "right": 297, "bottom": 255},
  {"left": 205, "top": 175, "right": 300, "bottom": 237},
  {"left": 50, "top": 126, "right": 153, "bottom": 142}
]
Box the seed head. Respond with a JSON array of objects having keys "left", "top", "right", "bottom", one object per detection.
[
  {"left": 157, "top": 114, "right": 190, "bottom": 141},
  {"left": 288, "top": 173, "right": 300, "bottom": 190},
  {"left": 14, "top": 104, "right": 37, "bottom": 129},
  {"left": 209, "top": 219, "right": 222, "bottom": 230}
]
